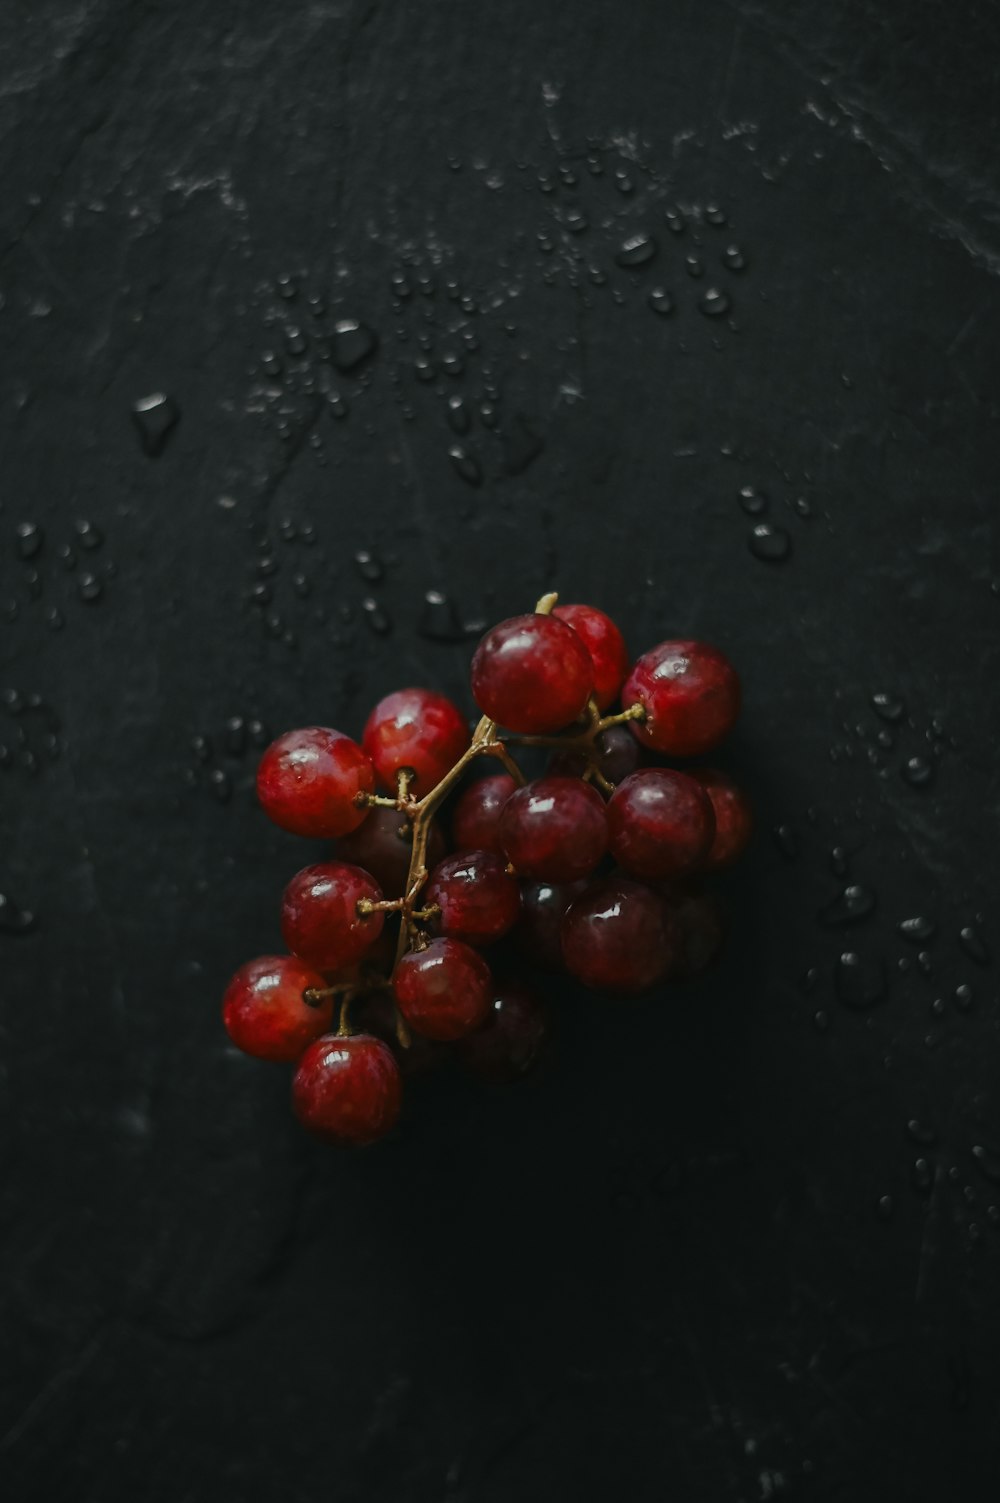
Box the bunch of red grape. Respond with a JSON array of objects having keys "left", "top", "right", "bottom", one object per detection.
[{"left": 222, "top": 596, "right": 751, "bottom": 1147}]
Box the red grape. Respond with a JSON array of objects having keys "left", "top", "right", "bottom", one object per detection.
[
  {"left": 353, "top": 990, "right": 446, "bottom": 1077},
  {"left": 280, "top": 862, "right": 384, "bottom": 973},
  {"left": 690, "top": 769, "right": 753, "bottom": 869},
  {"left": 623, "top": 640, "right": 741, "bottom": 757},
  {"left": 292, "top": 1032, "right": 401, "bottom": 1146},
  {"left": 548, "top": 724, "right": 641, "bottom": 786},
  {"left": 457, "top": 983, "right": 549, "bottom": 1082},
  {"left": 362, "top": 687, "right": 469, "bottom": 792},
  {"left": 607, "top": 769, "right": 715, "bottom": 880},
  {"left": 561, "top": 877, "right": 676, "bottom": 991},
  {"left": 500, "top": 776, "right": 608, "bottom": 882},
  {"left": 451, "top": 772, "right": 516, "bottom": 853},
  {"left": 424, "top": 850, "right": 521, "bottom": 946},
  {"left": 222, "top": 955, "right": 332, "bottom": 1062},
  {"left": 256, "top": 727, "right": 374, "bottom": 838},
  {"left": 516, "top": 879, "right": 586, "bottom": 969},
  {"left": 553, "top": 603, "right": 629, "bottom": 711},
  {"left": 471, "top": 614, "right": 593, "bottom": 733},
  {"left": 336, "top": 805, "right": 446, "bottom": 898},
  {"left": 662, "top": 889, "right": 724, "bottom": 978},
  {"left": 393, "top": 937, "right": 493, "bottom": 1040}
]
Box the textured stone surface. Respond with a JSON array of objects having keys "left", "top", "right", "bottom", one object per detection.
[{"left": 1, "top": 2, "right": 998, "bottom": 1498}]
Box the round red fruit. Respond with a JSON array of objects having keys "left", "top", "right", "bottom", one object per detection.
[
  {"left": 548, "top": 724, "right": 642, "bottom": 785},
  {"left": 516, "top": 879, "right": 587, "bottom": 969},
  {"left": 362, "top": 687, "right": 469, "bottom": 793},
  {"left": 336, "top": 805, "right": 446, "bottom": 898},
  {"left": 222, "top": 954, "right": 332, "bottom": 1062},
  {"left": 451, "top": 773, "right": 516, "bottom": 854},
  {"left": 457, "top": 984, "right": 549, "bottom": 1082},
  {"left": 280, "top": 862, "right": 384, "bottom": 973},
  {"left": 623, "top": 640, "right": 741, "bottom": 757},
  {"left": 393, "top": 937, "right": 493, "bottom": 1041},
  {"left": 256, "top": 727, "right": 374, "bottom": 839},
  {"left": 500, "top": 776, "right": 608, "bottom": 882},
  {"left": 553, "top": 603, "right": 629, "bottom": 711},
  {"left": 690, "top": 769, "right": 753, "bottom": 870},
  {"left": 607, "top": 769, "right": 716, "bottom": 880},
  {"left": 424, "top": 850, "right": 521, "bottom": 947},
  {"left": 292, "top": 1032, "right": 401, "bottom": 1146},
  {"left": 471, "top": 614, "right": 593, "bottom": 733},
  {"left": 562, "top": 877, "right": 676, "bottom": 992}
]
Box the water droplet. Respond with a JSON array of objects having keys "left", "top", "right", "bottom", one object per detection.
[
  {"left": 2, "top": 688, "right": 25, "bottom": 714},
  {"left": 664, "top": 208, "right": 685, "bottom": 234},
  {"left": 972, "top": 1145, "right": 1000, "bottom": 1184},
  {"left": 327, "top": 391, "right": 350, "bottom": 419},
  {"left": 773, "top": 824, "right": 799, "bottom": 858},
  {"left": 647, "top": 288, "right": 674, "bottom": 316},
  {"left": 354, "top": 549, "right": 384, "bottom": 584},
  {"left": 441, "top": 351, "right": 464, "bottom": 378},
  {"left": 0, "top": 892, "right": 35, "bottom": 934},
  {"left": 418, "top": 590, "right": 466, "bottom": 643},
  {"left": 501, "top": 415, "right": 544, "bottom": 475},
  {"left": 78, "top": 572, "right": 103, "bottom": 603},
  {"left": 699, "top": 287, "right": 730, "bottom": 317},
  {"left": 448, "top": 445, "right": 482, "bottom": 487},
  {"left": 835, "top": 951, "right": 887, "bottom": 1009},
  {"left": 798, "top": 966, "right": 820, "bottom": 994},
  {"left": 255, "top": 554, "right": 278, "bottom": 578},
  {"left": 132, "top": 393, "right": 180, "bottom": 457},
  {"left": 208, "top": 768, "right": 232, "bottom": 804},
  {"left": 292, "top": 571, "right": 310, "bottom": 598},
  {"left": 917, "top": 950, "right": 933, "bottom": 976},
  {"left": 361, "top": 598, "right": 392, "bottom": 635},
  {"left": 898, "top": 915, "right": 935, "bottom": 944},
  {"left": 284, "top": 325, "right": 307, "bottom": 356},
  {"left": 871, "top": 692, "right": 905, "bottom": 723},
  {"left": 414, "top": 357, "right": 436, "bottom": 383},
  {"left": 911, "top": 1157, "right": 934, "bottom": 1194},
  {"left": 15, "top": 521, "right": 43, "bottom": 559},
  {"left": 813, "top": 1008, "right": 830, "bottom": 1032},
  {"left": 955, "top": 982, "right": 974, "bottom": 1010},
  {"left": 901, "top": 755, "right": 933, "bottom": 788},
  {"left": 959, "top": 925, "right": 990, "bottom": 966},
  {"left": 907, "top": 1120, "right": 938, "bottom": 1146},
  {"left": 929, "top": 995, "right": 946, "bottom": 1017},
  {"left": 819, "top": 884, "right": 877, "bottom": 927},
  {"left": 74, "top": 519, "right": 103, "bottom": 550},
  {"left": 748, "top": 523, "right": 791, "bottom": 562},
  {"left": 738, "top": 485, "right": 767, "bottom": 516},
  {"left": 722, "top": 244, "right": 746, "bottom": 270},
  {"left": 615, "top": 233, "right": 657, "bottom": 268},
  {"left": 793, "top": 496, "right": 811, "bottom": 517},
  {"left": 447, "top": 395, "right": 471, "bottom": 435},
  {"left": 248, "top": 718, "right": 270, "bottom": 748},
  {"left": 564, "top": 207, "right": 589, "bottom": 235},
  {"left": 331, "top": 319, "right": 377, "bottom": 371},
  {"left": 829, "top": 846, "right": 849, "bottom": 877},
  {"left": 224, "top": 717, "right": 247, "bottom": 757},
  {"left": 877, "top": 1194, "right": 893, "bottom": 1219},
  {"left": 191, "top": 734, "right": 212, "bottom": 763},
  {"left": 46, "top": 607, "right": 65, "bottom": 631}
]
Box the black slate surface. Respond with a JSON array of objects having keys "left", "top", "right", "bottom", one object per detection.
[{"left": 2, "top": 2, "right": 999, "bottom": 1499}]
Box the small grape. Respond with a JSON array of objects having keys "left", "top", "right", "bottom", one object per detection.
[
  {"left": 553, "top": 603, "right": 629, "bottom": 711},
  {"left": 607, "top": 769, "right": 715, "bottom": 879},
  {"left": 424, "top": 849, "right": 521, "bottom": 946},
  {"left": 280, "top": 862, "right": 384, "bottom": 972},
  {"left": 516, "top": 879, "right": 587, "bottom": 969},
  {"left": 393, "top": 937, "right": 493, "bottom": 1040},
  {"left": 451, "top": 772, "right": 516, "bottom": 853},
  {"left": 623, "top": 640, "right": 740, "bottom": 756},
  {"left": 256, "top": 727, "right": 374, "bottom": 838},
  {"left": 222, "top": 955, "right": 331, "bottom": 1062},
  {"left": 690, "top": 769, "right": 752, "bottom": 869},
  {"left": 470, "top": 614, "right": 593, "bottom": 733},
  {"left": 561, "top": 877, "right": 676, "bottom": 991},
  {"left": 362, "top": 687, "right": 469, "bottom": 792},
  {"left": 292, "top": 1032, "right": 402, "bottom": 1146},
  {"left": 336, "top": 805, "right": 446, "bottom": 898},
  {"left": 548, "top": 724, "right": 641, "bottom": 785},
  {"left": 500, "top": 776, "right": 608, "bottom": 882},
  {"left": 457, "top": 983, "right": 549, "bottom": 1082}
]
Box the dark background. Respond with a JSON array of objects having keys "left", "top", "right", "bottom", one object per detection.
[{"left": 2, "top": 1, "right": 999, "bottom": 1498}]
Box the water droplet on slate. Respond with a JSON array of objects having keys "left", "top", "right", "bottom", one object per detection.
[
  {"left": 261, "top": 351, "right": 282, "bottom": 377},
  {"left": 354, "top": 549, "right": 384, "bottom": 583},
  {"left": 414, "top": 357, "right": 435, "bottom": 383},
  {"left": 285, "top": 325, "right": 307, "bottom": 357},
  {"left": 248, "top": 718, "right": 270, "bottom": 748},
  {"left": 835, "top": 951, "right": 887, "bottom": 1009},
  {"left": 293, "top": 571, "right": 310, "bottom": 598},
  {"left": 2, "top": 688, "right": 25, "bottom": 714},
  {"left": 898, "top": 915, "right": 935, "bottom": 944},
  {"left": 255, "top": 554, "right": 278, "bottom": 578},
  {"left": 955, "top": 982, "right": 974, "bottom": 1010},
  {"left": 46, "top": 607, "right": 65, "bottom": 631},
  {"left": 829, "top": 846, "right": 849, "bottom": 877},
  {"left": 907, "top": 1120, "right": 938, "bottom": 1146},
  {"left": 819, "top": 884, "right": 877, "bottom": 927},
  {"left": 132, "top": 393, "right": 180, "bottom": 457},
  {"left": 448, "top": 445, "right": 482, "bottom": 486},
  {"left": 208, "top": 768, "right": 232, "bottom": 803},
  {"left": 447, "top": 395, "right": 471, "bottom": 435},
  {"left": 738, "top": 485, "right": 767, "bottom": 516},
  {"left": 479, "top": 403, "right": 498, "bottom": 429},
  {"left": 78, "top": 573, "right": 103, "bottom": 603},
  {"left": 901, "top": 755, "right": 933, "bottom": 788},
  {"left": 917, "top": 950, "right": 933, "bottom": 975},
  {"left": 911, "top": 1158, "right": 934, "bottom": 1193},
  {"left": 959, "top": 925, "right": 990, "bottom": 966},
  {"left": 249, "top": 582, "right": 271, "bottom": 607},
  {"left": 813, "top": 1009, "right": 830, "bottom": 1031},
  {"left": 798, "top": 966, "right": 820, "bottom": 994},
  {"left": 876, "top": 728, "right": 894, "bottom": 750},
  {"left": 616, "top": 233, "right": 657, "bottom": 268},
  {"left": 793, "top": 496, "right": 811, "bottom": 517},
  {"left": 501, "top": 416, "right": 544, "bottom": 475},
  {"left": 419, "top": 590, "right": 466, "bottom": 643},
  {"left": 748, "top": 523, "right": 791, "bottom": 562},
  {"left": 877, "top": 1194, "right": 893, "bottom": 1219},
  {"left": 685, "top": 255, "right": 704, "bottom": 278},
  {"left": 331, "top": 319, "right": 377, "bottom": 371},
  {"left": 871, "top": 692, "right": 905, "bottom": 723},
  {"left": 362, "top": 598, "right": 392, "bottom": 635},
  {"left": 664, "top": 207, "right": 685, "bottom": 234},
  {"left": 191, "top": 734, "right": 212, "bottom": 763},
  {"left": 648, "top": 288, "right": 674, "bottom": 316},
  {"left": 0, "top": 892, "right": 35, "bottom": 934},
  {"left": 722, "top": 245, "right": 746, "bottom": 270},
  {"left": 699, "top": 287, "right": 730, "bottom": 317},
  {"left": 773, "top": 823, "right": 799, "bottom": 858},
  {"left": 15, "top": 521, "right": 43, "bottom": 559},
  {"left": 565, "top": 207, "right": 588, "bottom": 235},
  {"left": 929, "top": 996, "right": 946, "bottom": 1017},
  {"left": 972, "top": 1146, "right": 1000, "bottom": 1184},
  {"left": 74, "top": 519, "right": 103, "bottom": 550},
  {"left": 224, "top": 717, "right": 246, "bottom": 757}
]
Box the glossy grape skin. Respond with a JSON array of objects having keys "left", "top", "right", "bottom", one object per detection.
[
  {"left": 292, "top": 1032, "right": 402, "bottom": 1146},
  {"left": 516, "top": 879, "right": 587, "bottom": 969},
  {"left": 424, "top": 850, "right": 521, "bottom": 947},
  {"left": 500, "top": 776, "right": 608, "bottom": 882},
  {"left": 257, "top": 727, "right": 374, "bottom": 838},
  {"left": 623, "top": 640, "right": 741, "bottom": 757},
  {"left": 280, "top": 862, "right": 384, "bottom": 973},
  {"left": 607, "top": 769, "right": 716, "bottom": 880},
  {"left": 354, "top": 991, "right": 447, "bottom": 1077},
  {"left": 336, "top": 805, "right": 446, "bottom": 898},
  {"left": 362, "top": 687, "right": 469, "bottom": 793},
  {"left": 222, "top": 955, "right": 332, "bottom": 1062},
  {"left": 553, "top": 603, "right": 629, "bottom": 711},
  {"left": 471, "top": 614, "right": 593, "bottom": 733},
  {"left": 662, "top": 889, "right": 725, "bottom": 978},
  {"left": 549, "top": 725, "right": 642, "bottom": 786},
  {"left": 561, "top": 877, "right": 676, "bottom": 992},
  {"left": 690, "top": 769, "right": 753, "bottom": 870},
  {"left": 451, "top": 773, "right": 516, "bottom": 854},
  {"left": 393, "top": 937, "right": 493, "bottom": 1041},
  {"left": 457, "top": 984, "right": 549, "bottom": 1082}
]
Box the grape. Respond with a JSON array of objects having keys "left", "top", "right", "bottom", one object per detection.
[
  {"left": 336, "top": 805, "right": 446, "bottom": 898},
  {"left": 500, "top": 776, "right": 608, "bottom": 881},
  {"left": 548, "top": 724, "right": 641, "bottom": 785},
  {"left": 516, "top": 879, "right": 587, "bottom": 969},
  {"left": 561, "top": 877, "right": 676, "bottom": 991},
  {"left": 457, "top": 983, "right": 549, "bottom": 1082},
  {"left": 292, "top": 1033, "right": 402, "bottom": 1145},
  {"left": 553, "top": 603, "right": 629, "bottom": 711},
  {"left": 362, "top": 687, "right": 469, "bottom": 792},
  {"left": 280, "top": 862, "right": 384, "bottom": 973},
  {"left": 470, "top": 613, "right": 593, "bottom": 733},
  {"left": 424, "top": 850, "right": 521, "bottom": 946},
  {"left": 393, "top": 937, "right": 492, "bottom": 1040},
  {"left": 690, "top": 769, "right": 753, "bottom": 869},
  {"left": 256, "top": 727, "right": 374, "bottom": 838},
  {"left": 222, "top": 955, "right": 331, "bottom": 1062},
  {"left": 662, "top": 888, "right": 724, "bottom": 978},
  {"left": 623, "top": 640, "right": 740, "bottom": 756},
  {"left": 451, "top": 772, "right": 516, "bottom": 853},
  {"left": 607, "top": 769, "right": 715, "bottom": 879}
]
